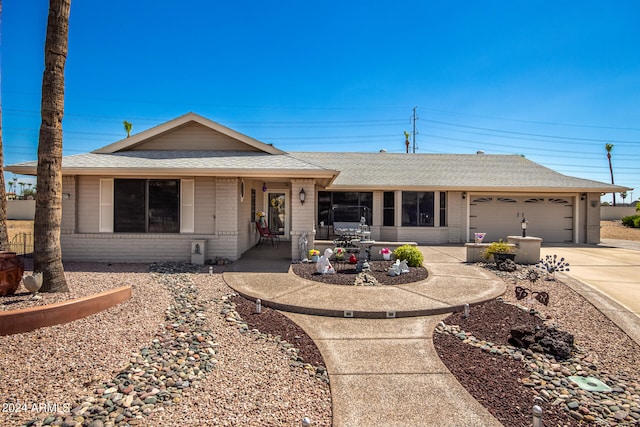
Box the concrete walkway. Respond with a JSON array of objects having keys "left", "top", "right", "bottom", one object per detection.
[
  {"left": 225, "top": 246, "right": 505, "bottom": 318},
  {"left": 225, "top": 246, "right": 505, "bottom": 426},
  {"left": 223, "top": 242, "right": 640, "bottom": 426}
]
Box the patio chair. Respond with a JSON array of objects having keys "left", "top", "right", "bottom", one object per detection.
[{"left": 255, "top": 221, "right": 280, "bottom": 248}]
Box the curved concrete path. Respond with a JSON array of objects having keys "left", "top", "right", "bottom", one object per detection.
[
  {"left": 224, "top": 246, "right": 506, "bottom": 318},
  {"left": 224, "top": 246, "right": 506, "bottom": 426}
]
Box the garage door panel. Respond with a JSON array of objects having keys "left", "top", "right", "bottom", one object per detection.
[{"left": 469, "top": 196, "right": 573, "bottom": 243}]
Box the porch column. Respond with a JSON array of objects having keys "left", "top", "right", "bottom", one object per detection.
[
  {"left": 433, "top": 191, "right": 441, "bottom": 228},
  {"left": 290, "top": 179, "right": 316, "bottom": 261},
  {"left": 215, "top": 178, "right": 240, "bottom": 258},
  {"left": 62, "top": 175, "right": 77, "bottom": 234}
]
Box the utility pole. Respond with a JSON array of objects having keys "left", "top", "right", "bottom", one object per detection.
[{"left": 411, "top": 106, "right": 418, "bottom": 153}]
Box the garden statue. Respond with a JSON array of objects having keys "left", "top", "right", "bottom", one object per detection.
[
  {"left": 387, "top": 259, "right": 410, "bottom": 276},
  {"left": 298, "top": 232, "right": 309, "bottom": 262},
  {"left": 316, "top": 248, "right": 335, "bottom": 274}
]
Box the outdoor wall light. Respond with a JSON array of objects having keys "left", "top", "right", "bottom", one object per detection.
[
  {"left": 262, "top": 182, "right": 267, "bottom": 192},
  {"left": 462, "top": 192, "right": 467, "bottom": 199},
  {"left": 299, "top": 188, "right": 306, "bottom": 205},
  {"left": 521, "top": 217, "right": 528, "bottom": 238},
  {"left": 581, "top": 193, "right": 587, "bottom": 200}
]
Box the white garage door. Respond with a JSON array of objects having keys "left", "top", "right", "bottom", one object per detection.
[{"left": 469, "top": 196, "right": 573, "bottom": 243}]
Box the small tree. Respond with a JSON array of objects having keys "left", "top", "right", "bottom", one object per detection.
[{"left": 123, "top": 120, "right": 132, "bottom": 138}]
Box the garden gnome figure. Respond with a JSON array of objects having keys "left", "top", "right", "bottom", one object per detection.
[
  {"left": 298, "top": 232, "right": 309, "bottom": 262},
  {"left": 316, "top": 248, "right": 335, "bottom": 274}
]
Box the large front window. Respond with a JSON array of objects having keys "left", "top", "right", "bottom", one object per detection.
[
  {"left": 318, "top": 192, "right": 373, "bottom": 225},
  {"left": 114, "top": 179, "right": 180, "bottom": 233},
  {"left": 402, "top": 191, "right": 434, "bottom": 227}
]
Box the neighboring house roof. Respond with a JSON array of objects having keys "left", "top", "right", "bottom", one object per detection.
[{"left": 289, "top": 152, "right": 629, "bottom": 192}]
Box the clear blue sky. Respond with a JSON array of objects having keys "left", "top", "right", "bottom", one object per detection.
[{"left": 2, "top": 1, "right": 639, "bottom": 202}]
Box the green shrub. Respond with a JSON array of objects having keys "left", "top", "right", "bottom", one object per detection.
[
  {"left": 393, "top": 245, "right": 424, "bottom": 267},
  {"left": 622, "top": 215, "right": 640, "bottom": 228},
  {"left": 483, "top": 240, "right": 513, "bottom": 259}
]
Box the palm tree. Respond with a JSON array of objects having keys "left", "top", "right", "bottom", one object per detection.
[
  {"left": 0, "top": 1, "right": 9, "bottom": 250},
  {"left": 605, "top": 143, "right": 616, "bottom": 206},
  {"left": 123, "top": 120, "right": 133, "bottom": 138},
  {"left": 34, "top": 0, "right": 71, "bottom": 293},
  {"left": 620, "top": 191, "right": 627, "bottom": 205}
]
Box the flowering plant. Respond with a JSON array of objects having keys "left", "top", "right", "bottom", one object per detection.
[
  {"left": 379, "top": 247, "right": 391, "bottom": 255},
  {"left": 334, "top": 247, "right": 345, "bottom": 260},
  {"left": 309, "top": 249, "right": 320, "bottom": 257},
  {"left": 256, "top": 211, "right": 266, "bottom": 218}
]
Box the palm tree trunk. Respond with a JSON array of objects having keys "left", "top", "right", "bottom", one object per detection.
[
  {"left": 0, "top": 2, "right": 10, "bottom": 251},
  {"left": 35, "top": 0, "right": 71, "bottom": 292},
  {"left": 0, "top": 114, "right": 9, "bottom": 251},
  {"left": 607, "top": 153, "right": 616, "bottom": 206}
]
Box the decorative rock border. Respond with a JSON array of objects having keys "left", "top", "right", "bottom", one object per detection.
[
  {"left": 0, "top": 286, "right": 132, "bottom": 336},
  {"left": 219, "top": 293, "right": 330, "bottom": 384},
  {"left": 20, "top": 262, "right": 327, "bottom": 427},
  {"left": 21, "top": 263, "right": 218, "bottom": 427},
  {"left": 436, "top": 311, "right": 640, "bottom": 425}
]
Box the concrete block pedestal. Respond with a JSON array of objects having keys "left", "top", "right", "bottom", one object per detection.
[
  {"left": 506, "top": 236, "right": 543, "bottom": 264},
  {"left": 465, "top": 236, "right": 542, "bottom": 264}
]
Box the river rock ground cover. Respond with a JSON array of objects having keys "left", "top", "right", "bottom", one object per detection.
[
  {"left": 433, "top": 262, "right": 640, "bottom": 427},
  {"left": 0, "top": 262, "right": 331, "bottom": 427}
]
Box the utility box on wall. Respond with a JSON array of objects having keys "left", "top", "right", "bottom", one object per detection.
[{"left": 191, "top": 240, "right": 205, "bottom": 265}]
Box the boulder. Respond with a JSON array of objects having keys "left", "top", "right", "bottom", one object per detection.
[{"left": 509, "top": 324, "right": 575, "bottom": 359}]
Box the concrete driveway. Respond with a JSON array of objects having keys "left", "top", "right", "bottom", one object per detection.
[
  {"left": 540, "top": 241, "right": 640, "bottom": 345},
  {"left": 540, "top": 242, "right": 640, "bottom": 315}
]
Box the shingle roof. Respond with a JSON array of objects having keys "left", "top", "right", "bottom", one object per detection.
[
  {"left": 7, "top": 149, "right": 626, "bottom": 192},
  {"left": 8, "top": 151, "right": 335, "bottom": 174},
  {"left": 289, "top": 152, "right": 625, "bottom": 191}
]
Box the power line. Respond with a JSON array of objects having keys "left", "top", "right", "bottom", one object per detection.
[
  {"left": 419, "top": 107, "right": 640, "bottom": 132},
  {"left": 426, "top": 119, "right": 640, "bottom": 145}
]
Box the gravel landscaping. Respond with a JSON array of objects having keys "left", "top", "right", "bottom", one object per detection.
[
  {"left": 0, "top": 262, "right": 331, "bottom": 427},
  {"left": 290, "top": 260, "right": 428, "bottom": 286},
  {"left": 1, "top": 220, "right": 637, "bottom": 426}
]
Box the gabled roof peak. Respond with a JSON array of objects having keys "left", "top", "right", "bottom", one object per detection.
[{"left": 92, "top": 112, "right": 285, "bottom": 155}]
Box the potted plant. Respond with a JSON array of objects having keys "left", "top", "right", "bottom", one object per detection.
[
  {"left": 256, "top": 210, "right": 266, "bottom": 226},
  {"left": 379, "top": 247, "right": 392, "bottom": 261},
  {"left": 309, "top": 249, "right": 320, "bottom": 263},
  {"left": 483, "top": 240, "right": 515, "bottom": 263}
]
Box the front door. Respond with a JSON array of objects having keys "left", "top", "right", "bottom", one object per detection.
[{"left": 266, "top": 191, "right": 289, "bottom": 238}]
